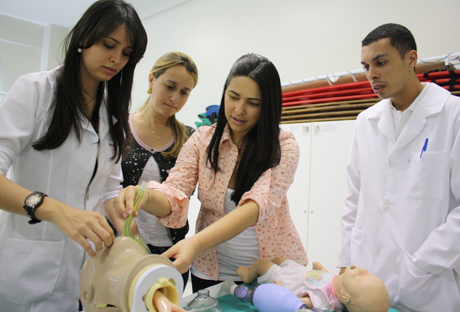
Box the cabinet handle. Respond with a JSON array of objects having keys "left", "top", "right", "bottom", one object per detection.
[
  {"left": 314, "top": 125, "right": 320, "bottom": 132},
  {"left": 302, "top": 125, "right": 309, "bottom": 132}
]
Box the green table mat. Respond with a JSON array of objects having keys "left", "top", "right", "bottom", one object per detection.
[
  {"left": 217, "top": 294, "right": 257, "bottom": 311},
  {"left": 216, "top": 294, "right": 399, "bottom": 312}
]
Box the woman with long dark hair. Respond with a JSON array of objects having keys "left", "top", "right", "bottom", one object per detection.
[
  {"left": 0, "top": 1, "right": 147, "bottom": 310},
  {"left": 116, "top": 54, "right": 307, "bottom": 292}
]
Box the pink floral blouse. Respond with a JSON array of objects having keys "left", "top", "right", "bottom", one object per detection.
[{"left": 148, "top": 124, "right": 307, "bottom": 280}]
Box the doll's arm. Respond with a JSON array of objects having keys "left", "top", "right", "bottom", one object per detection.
[
  {"left": 312, "top": 261, "right": 328, "bottom": 272},
  {"left": 237, "top": 258, "right": 276, "bottom": 284},
  {"left": 152, "top": 291, "right": 185, "bottom": 312},
  {"left": 300, "top": 296, "right": 313, "bottom": 308}
]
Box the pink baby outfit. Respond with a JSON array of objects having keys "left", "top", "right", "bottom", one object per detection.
[{"left": 258, "top": 260, "right": 343, "bottom": 311}]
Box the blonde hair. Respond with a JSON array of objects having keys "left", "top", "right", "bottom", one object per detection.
[{"left": 140, "top": 52, "right": 198, "bottom": 158}]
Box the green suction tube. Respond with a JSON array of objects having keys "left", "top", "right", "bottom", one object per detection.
[{"left": 122, "top": 181, "right": 151, "bottom": 254}]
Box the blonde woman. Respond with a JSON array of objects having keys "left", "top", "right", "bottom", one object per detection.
[{"left": 107, "top": 51, "right": 198, "bottom": 285}]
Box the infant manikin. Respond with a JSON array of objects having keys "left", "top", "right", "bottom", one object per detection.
[
  {"left": 238, "top": 258, "right": 390, "bottom": 312},
  {"left": 79, "top": 236, "right": 184, "bottom": 312}
]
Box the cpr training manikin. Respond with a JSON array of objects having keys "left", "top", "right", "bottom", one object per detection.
[{"left": 79, "top": 236, "right": 185, "bottom": 312}]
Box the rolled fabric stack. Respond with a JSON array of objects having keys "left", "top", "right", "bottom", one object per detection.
[{"left": 281, "top": 63, "right": 459, "bottom": 124}]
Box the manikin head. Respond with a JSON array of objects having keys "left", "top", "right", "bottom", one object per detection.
[
  {"left": 80, "top": 236, "right": 181, "bottom": 312},
  {"left": 334, "top": 266, "right": 390, "bottom": 312}
]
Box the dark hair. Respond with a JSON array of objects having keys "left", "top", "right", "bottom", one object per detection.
[
  {"left": 139, "top": 52, "right": 198, "bottom": 158},
  {"left": 362, "top": 23, "right": 417, "bottom": 59},
  {"left": 207, "top": 54, "right": 282, "bottom": 203},
  {"left": 33, "top": 0, "right": 148, "bottom": 162}
]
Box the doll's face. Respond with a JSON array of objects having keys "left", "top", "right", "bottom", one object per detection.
[
  {"left": 79, "top": 236, "right": 146, "bottom": 312},
  {"left": 341, "top": 266, "right": 390, "bottom": 312}
]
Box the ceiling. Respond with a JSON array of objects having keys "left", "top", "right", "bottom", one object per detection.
[{"left": 0, "top": 0, "right": 189, "bottom": 28}]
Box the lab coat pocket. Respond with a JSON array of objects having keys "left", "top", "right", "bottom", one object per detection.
[
  {"left": 350, "top": 228, "right": 371, "bottom": 269},
  {"left": 0, "top": 237, "right": 64, "bottom": 304},
  {"left": 398, "top": 251, "right": 459, "bottom": 311},
  {"left": 406, "top": 151, "right": 445, "bottom": 200}
]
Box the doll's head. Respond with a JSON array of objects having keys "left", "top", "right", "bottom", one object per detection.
[
  {"left": 79, "top": 236, "right": 181, "bottom": 312},
  {"left": 334, "top": 266, "right": 390, "bottom": 312}
]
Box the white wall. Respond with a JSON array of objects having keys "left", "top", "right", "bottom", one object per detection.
[
  {"left": 2, "top": 0, "right": 459, "bottom": 119},
  {"left": 0, "top": 13, "right": 67, "bottom": 97},
  {"left": 131, "top": 0, "right": 460, "bottom": 128}
]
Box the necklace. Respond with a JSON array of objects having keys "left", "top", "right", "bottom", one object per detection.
[
  {"left": 150, "top": 126, "right": 169, "bottom": 140},
  {"left": 141, "top": 112, "right": 169, "bottom": 140}
]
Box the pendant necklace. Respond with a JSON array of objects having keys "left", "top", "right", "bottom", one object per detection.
[
  {"left": 142, "top": 113, "right": 169, "bottom": 140},
  {"left": 151, "top": 126, "right": 169, "bottom": 140}
]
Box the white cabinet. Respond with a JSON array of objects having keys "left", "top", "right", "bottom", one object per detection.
[{"left": 281, "top": 120, "right": 355, "bottom": 272}]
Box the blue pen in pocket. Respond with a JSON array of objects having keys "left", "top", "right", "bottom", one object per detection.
[{"left": 420, "top": 138, "right": 428, "bottom": 158}]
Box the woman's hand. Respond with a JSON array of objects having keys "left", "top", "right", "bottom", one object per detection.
[
  {"left": 162, "top": 200, "right": 259, "bottom": 274},
  {"left": 162, "top": 236, "right": 201, "bottom": 274},
  {"left": 114, "top": 185, "right": 172, "bottom": 220},
  {"left": 0, "top": 175, "right": 114, "bottom": 258},
  {"left": 44, "top": 203, "right": 115, "bottom": 258},
  {"left": 114, "top": 185, "right": 149, "bottom": 220}
]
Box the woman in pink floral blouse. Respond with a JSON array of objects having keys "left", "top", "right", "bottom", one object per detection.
[{"left": 115, "top": 54, "right": 307, "bottom": 292}]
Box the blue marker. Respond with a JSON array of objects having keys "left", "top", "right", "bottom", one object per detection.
[{"left": 420, "top": 138, "right": 428, "bottom": 158}]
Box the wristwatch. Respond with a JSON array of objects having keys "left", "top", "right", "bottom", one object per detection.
[{"left": 23, "top": 191, "right": 47, "bottom": 224}]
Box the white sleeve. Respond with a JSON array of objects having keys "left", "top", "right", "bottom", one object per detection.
[
  {"left": 0, "top": 74, "right": 43, "bottom": 175},
  {"left": 101, "top": 160, "right": 123, "bottom": 203}
]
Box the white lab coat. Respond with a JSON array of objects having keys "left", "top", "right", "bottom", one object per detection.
[
  {"left": 0, "top": 67, "right": 122, "bottom": 312},
  {"left": 337, "top": 83, "right": 460, "bottom": 312}
]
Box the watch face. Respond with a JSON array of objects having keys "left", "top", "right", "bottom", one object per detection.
[
  {"left": 24, "top": 192, "right": 46, "bottom": 224},
  {"left": 26, "top": 194, "right": 42, "bottom": 206}
]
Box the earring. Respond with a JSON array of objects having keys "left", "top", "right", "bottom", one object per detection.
[
  {"left": 77, "top": 48, "right": 82, "bottom": 53},
  {"left": 147, "top": 88, "right": 152, "bottom": 94}
]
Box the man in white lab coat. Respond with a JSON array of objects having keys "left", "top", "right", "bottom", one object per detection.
[{"left": 337, "top": 23, "right": 460, "bottom": 312}]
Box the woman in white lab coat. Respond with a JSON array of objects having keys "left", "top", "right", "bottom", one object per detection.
[{"left": 0, "top": 1, "right": 147, "bottom": 311}]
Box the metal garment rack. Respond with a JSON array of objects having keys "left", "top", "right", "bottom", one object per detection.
[{"left": 281, "top": 52, "right": 460, "bottom": 87}]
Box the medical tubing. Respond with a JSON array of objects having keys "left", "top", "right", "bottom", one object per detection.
[{"left": 122, "top": 181, "right": 150, "bottom": 254}]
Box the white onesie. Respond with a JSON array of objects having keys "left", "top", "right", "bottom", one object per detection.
[{"left": 257, "top": 260, "right": 343, "bottom": 311}]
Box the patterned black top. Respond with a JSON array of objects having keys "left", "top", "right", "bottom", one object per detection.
[{"left": 122, "top": 118, "right": 195, "bottom": 246}]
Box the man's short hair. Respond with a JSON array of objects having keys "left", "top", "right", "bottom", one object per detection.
[{"left": 362, "top": 23, "right": 417, "bottom": 59}]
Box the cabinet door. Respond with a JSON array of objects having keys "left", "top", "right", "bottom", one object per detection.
[
  {"left": 307, "top": 120, "right": 355, "bottom": 272},
  {"left": 280, "top": 123, "right": 312, "bottom": 251}
]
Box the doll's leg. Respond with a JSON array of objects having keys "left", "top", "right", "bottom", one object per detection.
[
  {"left": 271, "top": 257, "right": 288, "bottom": 265},
  {"left": 237, "top": 259, "right": 276, "bottom": 284}
]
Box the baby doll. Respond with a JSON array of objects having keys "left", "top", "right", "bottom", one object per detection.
[{"left": 237, "top": 257, "right": 390, "bottom": 312}]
